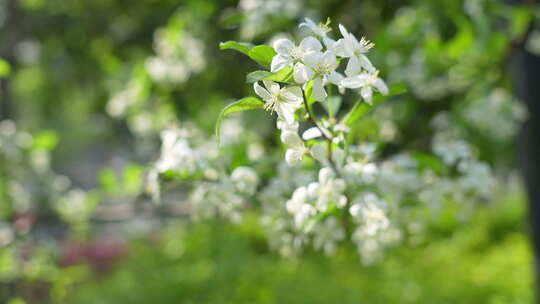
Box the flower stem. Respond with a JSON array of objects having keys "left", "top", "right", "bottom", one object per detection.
[{"left": 301, "top": 89, "right": 339, "bottom": 173}]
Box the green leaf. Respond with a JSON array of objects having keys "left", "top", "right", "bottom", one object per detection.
[
  {"left": 248, "top": 45, "right": 276, "bottom": 68},
  {"left": 215, "top": 97, "right": 264, "bottom": 145},
  {"left": 245, "top": 66, "right": 294, "bottom": 83},
  {"left": 264, "top": 66, "right": 294, "bottom": 83},
  {"left": 219, "top": 41, "right": 254, "bottom": 56},
  {"left": 246, "top": 70, "right": 272, "bottom": 83},
  {"left": 0, "top": 59, "right": 11, "bottom": 78},
  {"left": 221, "top": 42, "right": 277, "bottom": 69},
  {"left": 304, "top": 80, "right": 316, "bottom": 106},
  {"left": 344, "top": 83, "right": 407, "bottom": 126}
]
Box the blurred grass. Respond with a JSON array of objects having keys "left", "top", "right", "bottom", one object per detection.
[{"left": 59, "top": 192, "right": 534, "bottom": 304}]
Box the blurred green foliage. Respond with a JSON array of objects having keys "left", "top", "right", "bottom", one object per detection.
[
  {"left": 0, "top": 0, "right": 538, "bottom": 302},
  {"left": 59, "top": 194, "right": 532, "bottom": 304}
]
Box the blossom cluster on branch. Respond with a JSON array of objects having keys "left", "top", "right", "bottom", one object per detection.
[{"left": 143, "top": 18, "right": 500, "bottom": 263}]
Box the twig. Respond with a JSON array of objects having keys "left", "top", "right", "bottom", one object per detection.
[{"left": 301, "top": 89, "right": 339, "bottom": 173}]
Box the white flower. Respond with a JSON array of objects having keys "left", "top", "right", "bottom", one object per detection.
[
  {"left": 271, "top": 37, "right": 322, "bottom": 72},
  {"left": 286, "top": 186, "right": 307, "bottom": 213},
  {"left": 286, "top": 186, "right": 316, "bottom": 228},
  {"left": 334, "top": 24, "right": 376, "bottom": 75},
  {"left": 432, "top": 135, "right": 471, "bottom": 165},
  {"left": 301, "top": 127, "right": 322, "bottom": 140},
  {"left": 156, "top": 128, "right": 198, "bottom": 173},
  {"left": 285, "top": 148, "right": 306, "bottom": 165},
  {"left": 299, "top": 18, "right": 335, "bottom": 48},
  {"left": 280, "top": 128, "right": 303, "bottom": 146},
  {"left": 190, "top": 182, "right": 245, "bottom": 223},
  {"left": 308, "top": 167, "right": 347, "bottom": 212},
  {"left": 341, "top": 70, "right": 388, "bottom": 104},
  {"left": 231, "top": 166, "right": 259, "bottom": 195},
  {"left": 276, "top": 118, "right": 298, "bottom": 131},
  {"left": 312, "top": 217, "right": 345, "bottom": 255},
  {"left": 343, "top": 161, "right": 378, "bottom": 184},
  {"left": 295, "top": 51, "right": 343, "bottom": 101},
  {"left": 254, "top": 80, "right": 303, "bottom": 124},
  {"left": 350, "top": 192, "right": 389, "bottom": 236},
  {"left": 278, "top": 119, "right": 308, "bottom": 165}
]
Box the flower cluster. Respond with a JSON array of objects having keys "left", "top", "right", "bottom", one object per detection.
[
  {"left": 147, "top": 121, "right": 260, "bottom": 223},
  {"left": 106, "top": 21, "right": 206, "bottom": 138},
  {"left": 210, "top": 17, "right": 506, "bottom": 263},
  {"left": 189, "top": 166, "right": 259, "bottom": 223},
  {"left": 135, "top": 17, "right": 511, "bottom": 263},
  {"left": 238, "top": 0, "right": 302, "bottom": 39},
  {"left": 461, "top": 89, "right": 527, "bottom": 142},
  {"left": 250, "top": 18, "right": 388, "bottom": 165},
  {"left": 268, "top": 18, "right": 387, "bottom": 105},
  {"left": 146, "top": 29, "right": 206, "bottom": 85},
  {"left": 286, "top": 167, "right": 347, "bottom": 228}
]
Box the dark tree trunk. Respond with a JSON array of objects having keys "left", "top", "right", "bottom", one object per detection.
[{"left": 511, "top": 27, "right": 540, "bottom": 302}]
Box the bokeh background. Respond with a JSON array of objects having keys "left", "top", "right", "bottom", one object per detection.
[{"left": 0, "top": 0, "right": 538, "bottom": 303}]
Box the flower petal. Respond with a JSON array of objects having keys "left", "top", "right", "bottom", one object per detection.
[
  {"left": 361, "top": 86, "right": 373, "bottom": 104},
  {"left": 299, "top": 18, "right": 326, "bottom": 37},
  {"left": 281, "top": 130, "right": 303, "bottom": 147},
  {"left": 326, "top": 71, "right": 343, "bottom": 85},
  {"left": 299, "top": 18, "right": 317, "bottom": 31},
  {"left": 358, "top": 54, "right": 375, "bottom": 73},
  {"left": 262, "top": 80, "right": 280, "bottom": 96},
  {"left": 332, "top": 39, "right": 347, "bottom": 57},
  {"left": 374, "top": 78, "right": 389, "bottom": 95},
  {"left": 338, "top": 24, "right": 350, "bottom": 40},
  {"left": 303, "top": 51, "right": 323, "bottom": 68},
  {"left": 286, "top": 148, "right": 304, "bottom": 165},
  {"left": 273, "top": 38, "right": 295, "bottom": 55},
  {"left": 253, "top": 82, "right": 272, "bottom": 100},
  {"left": 323, "top": 37, "right": 337, "bottom": 50},
  {"left": 299, "top": 36, "right": 323, "bottom": 53},
  {"left": 322, "top": 51, "right": 337, "bottom": 67},
  {"left": 293, "top": 63, "right": 313, "bottom": 83},
  {"left": 338, "top": 25, "right": 355, "bottom": 57},
  {"left": 302, "top": 127, "right": 322, "bottom": 140},
  {"left": 312, "top": 77, "right": 327, "bottom": 101},
  {"left": 276, "top": 103, "right": 297, "bottom": 124},
  {"left": 271, "top": 55, "right": 292, "bottom": 73},
  {"left": 345, "top": 56, "right": 361, "bottom": 77},
  {"left": 280, "top": 86, "right": 303, "bottom": 104},
  {"left": 291, "top": 187, "right": 307, "bottom": 206},
  {"left": 341, "top": 74, "right": 370, "bottom": 89},
  {"left": 276, "top": 118, "right": 299, "bottom": 131},
  {"left": 319, "top": 167, "right": 335, "bottom": 184}
]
